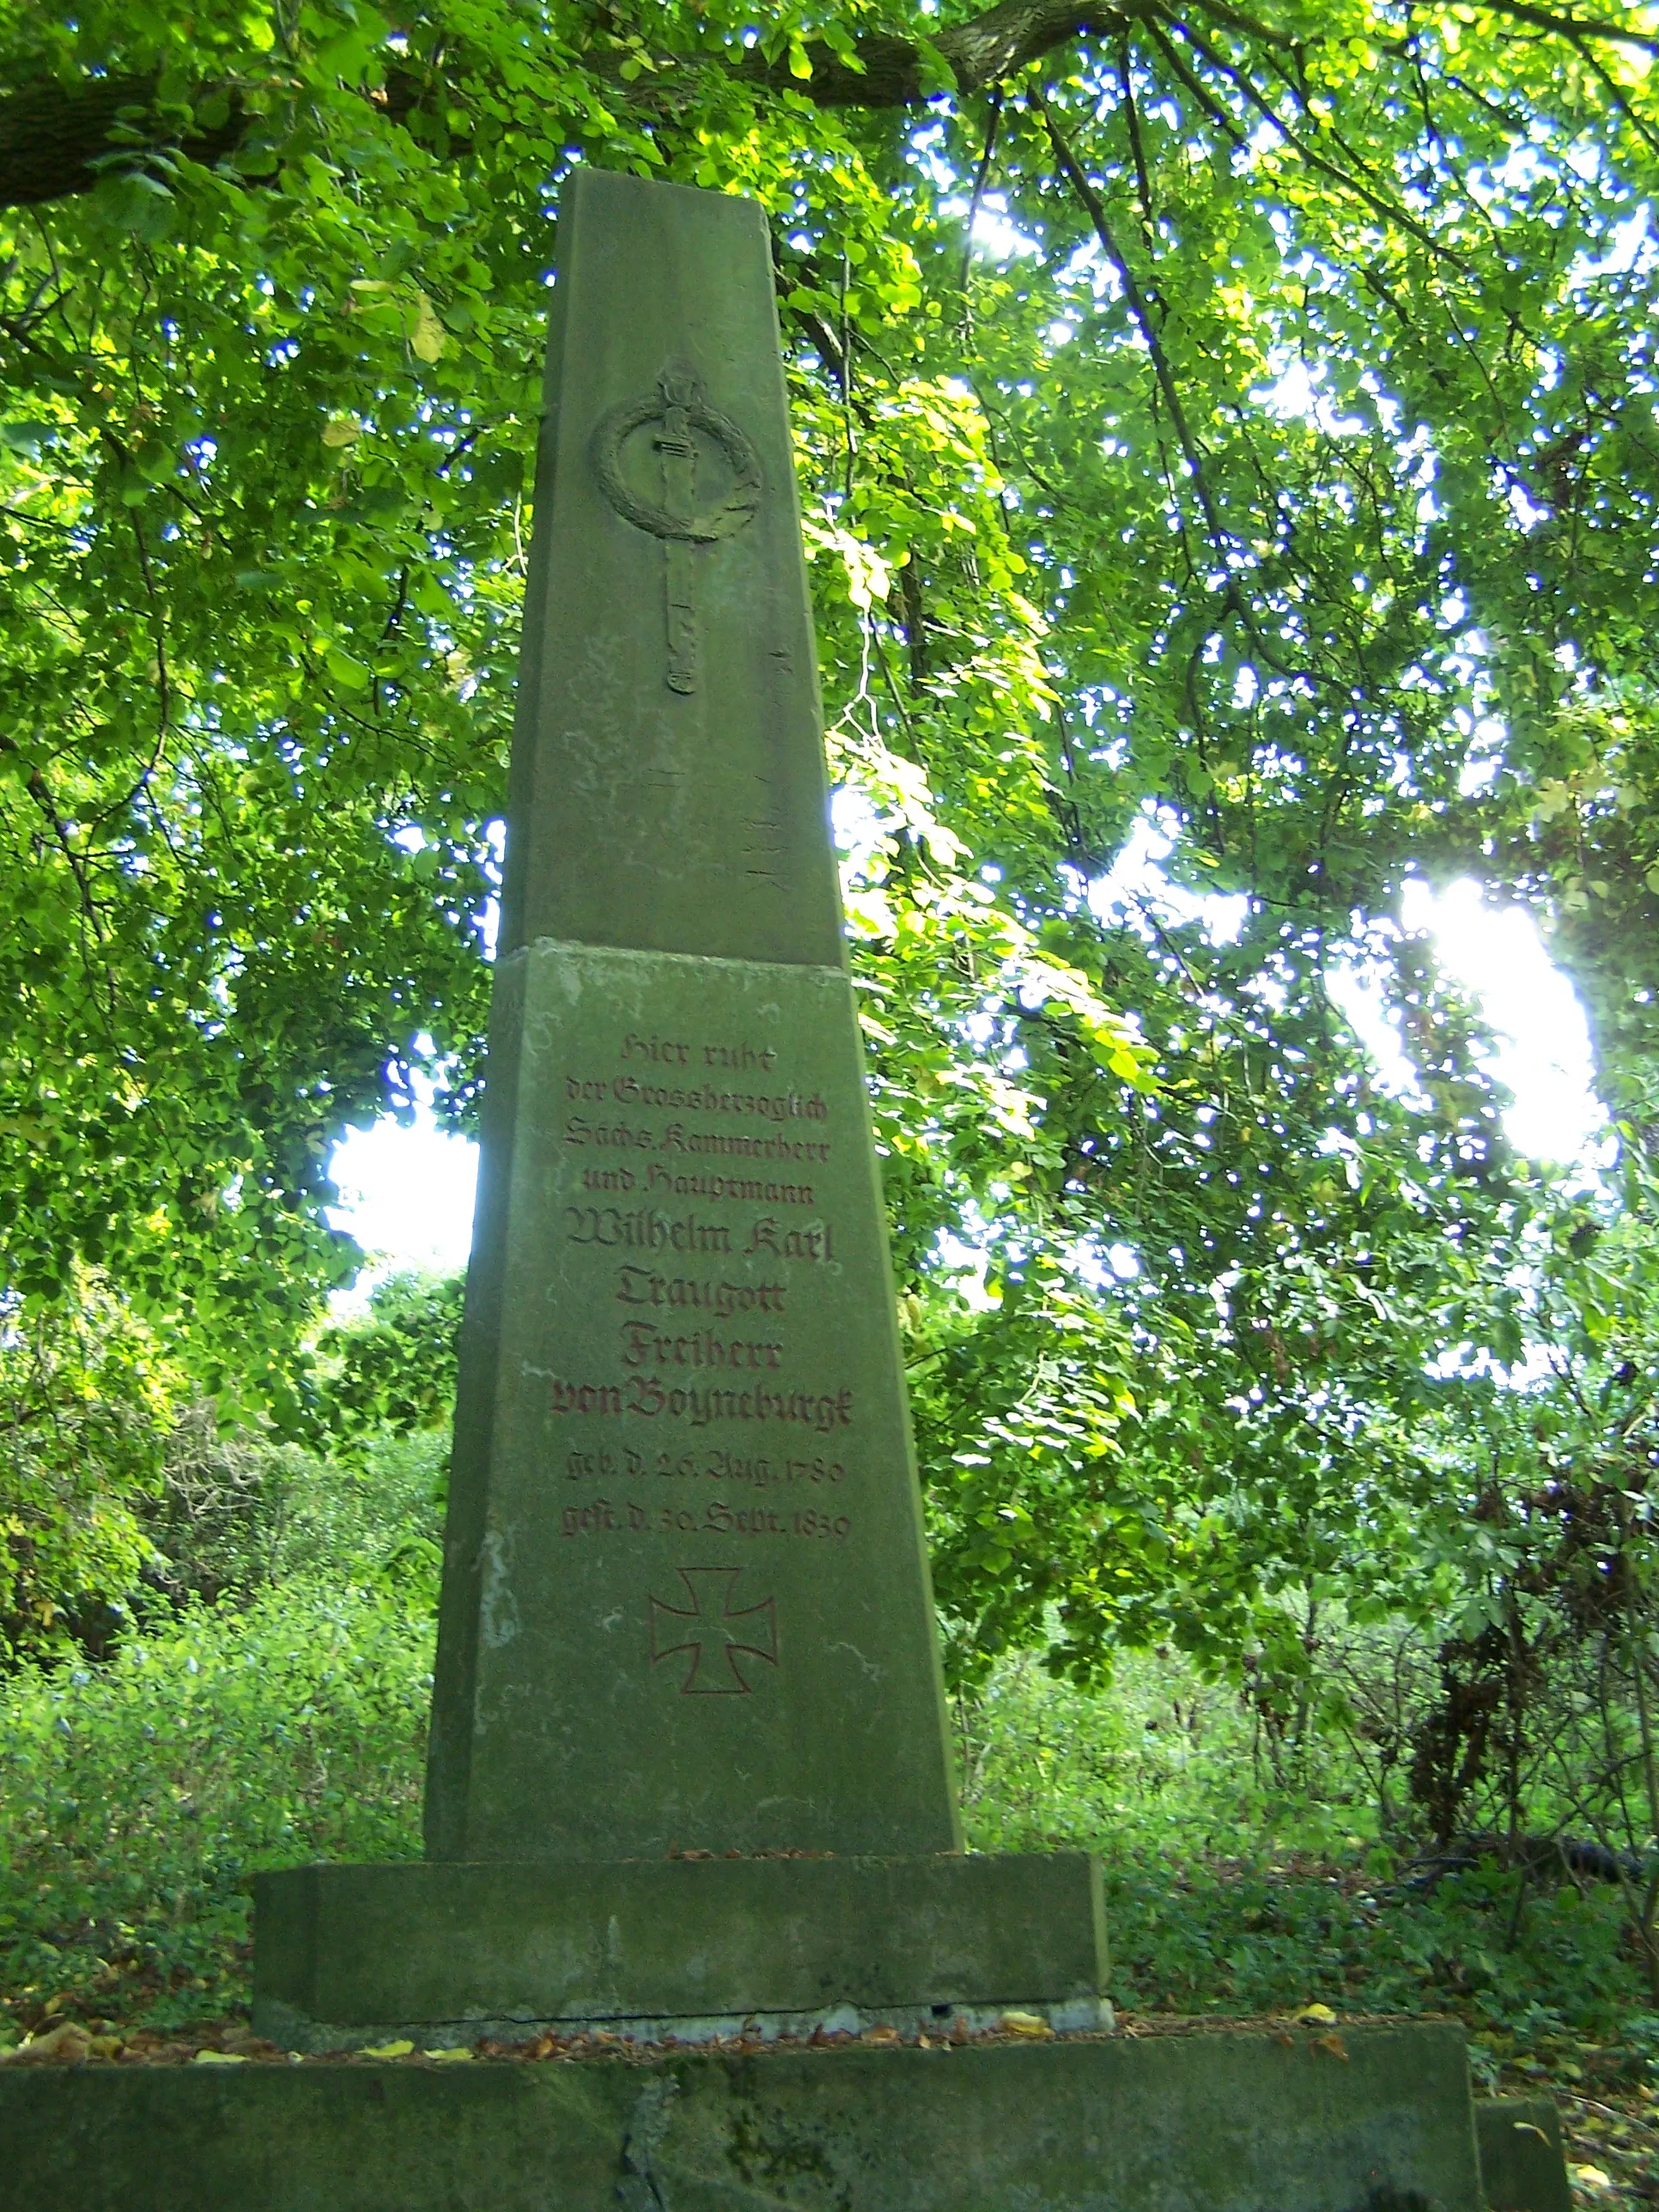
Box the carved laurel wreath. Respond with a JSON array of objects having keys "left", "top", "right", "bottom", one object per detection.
[{"left": 591, "top": 367, "right": 764, "bottom": 544}]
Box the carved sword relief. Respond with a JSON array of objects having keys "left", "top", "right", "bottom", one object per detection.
[{"left": 592, "top": 364, "right": 763, "bottom": 696}]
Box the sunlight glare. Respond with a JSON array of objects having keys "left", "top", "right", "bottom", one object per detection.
[{"left": 328, "top": 1080, "right": 479, "bottom": 1291}]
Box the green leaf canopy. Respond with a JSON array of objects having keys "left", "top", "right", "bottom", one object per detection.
[{"left": 5, "top": 0, "right": 1659, "bottom": 1671}]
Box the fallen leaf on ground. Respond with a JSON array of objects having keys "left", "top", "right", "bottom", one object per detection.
[
  {"left": 362, "top": 2039, "right": 414, "bottom": 2059},
  {"left": 422, "top": 2046, "right": 472, "bottom": 2062},
  {"left": 1000, "top": 2012, "right": 1054, "bottom": 2039},
  {"left": 0, "top": 2022, "right": 91, "bottom": 2064},
  {"left": 1293, "top": 2005, "right": 1337, "bottom": 2026},
  {"left": 192, "top": 2050, "right": 246, "bottom": 2065}
]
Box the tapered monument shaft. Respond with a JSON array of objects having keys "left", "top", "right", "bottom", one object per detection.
[{"left": 423, "top": 168, "right": 961, "bottom": 1863}]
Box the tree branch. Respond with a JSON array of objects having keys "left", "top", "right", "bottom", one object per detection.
[
  {"left": 1479, "top": 1, "right": 1659, "bottom": 57},
  {"left": 738, "top": 0, "right": 1147, "bottom": 105},
  {"left": 0, "top": 3, "right": 1149, "bottom": 206},
  {"left": 958, "top": 89, "right": 1005, "bottom": 295},
  {"left": 1034, "top": 87, "right": 1228, "bottom": 556}
]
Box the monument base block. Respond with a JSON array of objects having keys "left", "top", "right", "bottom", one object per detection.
[
  {"left": 1473, "top": 2095, "right": 1573, "bottom": 2212},
  {"left": 252, "top": 1851, "right": 1107, "bottom": 2051},
  {"left": 0, "top": 2021, "right": 1547, "bottom": 2212}
]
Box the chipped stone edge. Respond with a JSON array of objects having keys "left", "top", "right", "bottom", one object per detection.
[{"left": 253, "top": 1995, "right": 1115, "bottom": 2057}]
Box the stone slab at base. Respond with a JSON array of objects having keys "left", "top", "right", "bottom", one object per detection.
[
  {"left": 0, "top": 2021, "right": 1492, "bottom": 2212},
  {"left": 252, "top": 1851, "right": 1105, "bottom": 2050},
  {"left": 1474, "top": 2095, "right": 1573, "bottom": 2212}
]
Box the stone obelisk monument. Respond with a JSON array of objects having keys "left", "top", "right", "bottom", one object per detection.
[
  {"left": 253, "top": 167, "right": 1103, "bottom": 2046},
  {"left": 430, "top": 170, "right": 968, "bottom": 1864},
  {"left": 4, "top": 172, "right": 1532, "bottom": 2212}
]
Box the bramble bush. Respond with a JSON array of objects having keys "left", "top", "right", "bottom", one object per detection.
[{"left": 962, "top": 1650, "right": 1659, "bottom": 2084}]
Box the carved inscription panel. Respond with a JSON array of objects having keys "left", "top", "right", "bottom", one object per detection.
[
  {"left": 453, "top": 940, "right": 957, "bottom": 1857},
  {"left": 548, "top": 1013, "right": 867, "bottom": 1690}
]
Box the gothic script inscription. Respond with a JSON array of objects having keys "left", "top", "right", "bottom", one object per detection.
[{"left": 542, "top": 993, "right": 873, "bottom": 1705}]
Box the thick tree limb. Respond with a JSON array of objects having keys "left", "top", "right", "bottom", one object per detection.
[
  {"left": 0, "top": 74, "right": 151, "bottom": 204},
  {"left": 0, "top": 0, "right": 1152, "bottom": 208},
  {"left": 738, "top": 0, "right": 1146, "bottom": 105},
  {"left": 0, "top": 75, "right": 254, "bottom": 207},
  {"left": 3, "top": 0, "right": 1652, "bottom": 210}
]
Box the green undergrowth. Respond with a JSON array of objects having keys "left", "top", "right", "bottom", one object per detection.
[
  {"left": 0, "top": 1577, "right": 431, "bottom": 2039},
  {"left": 961, "top": 1653, "right": 1659, "bottom": 2090},
  {"left": 0, "top": 1427, "right": 441, "bottom": 2042},
  {"left": 3, "top": 1556, "right": 1659, "bottom": 2098}
]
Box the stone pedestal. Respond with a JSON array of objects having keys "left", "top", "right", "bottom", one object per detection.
[
  {"left": 2, "top": 2023, "right": 1501, "bottom": 2212},
  {"left": 252, "top": 1852, "right": 1108, "bottom": 2051},
  {"left": 1474, "top": 2096, "right": 1574, "bottom": 2212}
]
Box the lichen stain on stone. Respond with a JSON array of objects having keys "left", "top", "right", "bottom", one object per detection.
[
  {"left": 478, "top": 1528, "right": 521, "bottom": 1650},
  {"left": 723, "top": 2082, "right": 852, "bottom": 2212},
  {"left": 616, "top": 2075, "right": 679, "bottom": 2212}
]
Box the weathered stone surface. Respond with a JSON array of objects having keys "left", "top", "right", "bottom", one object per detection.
[
  {"left": 252, "top": 1852, "right": 1106, "bottom": 2048},
  {"left": 0, "top": 2021, "right": 1486, "bottom": 2212},
  {"left": 425, "top": 942, "right": 958, "bottom": 1863},
  {"left": 418, "top": 164, "right": 963, "bottom": 1871},
  {"left": 1474, "top": 2095, "right": 1572, "bottom": 2212},
  {"left": 498, "top": 167, "right": 843, "bottom": 970}
]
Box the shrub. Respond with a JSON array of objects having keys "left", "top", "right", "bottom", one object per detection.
[{"left": 0, "top": 1575, "right": 433, "bottom": 2033}]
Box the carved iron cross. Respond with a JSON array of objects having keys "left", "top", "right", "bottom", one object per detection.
[
  {"left": 648, "top": 1565, "right": 779, "bottom": 1695},
  {"left": 592, "top": 365, "right": 763, "bottom": 696}
]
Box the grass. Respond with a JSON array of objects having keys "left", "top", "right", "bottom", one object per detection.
[
  {"left": 1, "top": 1468, "right": 1656, "bottom": 2199},
  {"left": 961, "top": 1653, "right": 1659, "bottom": 2068}
]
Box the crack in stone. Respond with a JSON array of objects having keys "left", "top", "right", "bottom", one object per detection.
[{"left": 617, "top": 2075, "right": 680, "bottom": 2211}]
